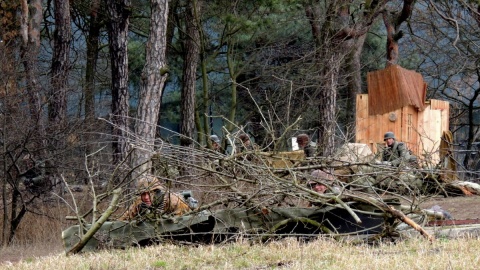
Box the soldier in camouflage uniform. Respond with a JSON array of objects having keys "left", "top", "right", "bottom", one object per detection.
[
  {"left": 119, "top": 175, "right": 193, "bottom": 221},
  {"left": 378, "top": 132, "right": 422, "bottom": 193},
  {"left": 381, "top": 131, "right": 417, "bottom": 167},
  {"left": 238, "top": 133, "right": 255, "bottom": 152}
]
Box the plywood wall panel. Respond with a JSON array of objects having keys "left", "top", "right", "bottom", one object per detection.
[{"left": 356, "top": 95, "right": 449, "bottom": 161}]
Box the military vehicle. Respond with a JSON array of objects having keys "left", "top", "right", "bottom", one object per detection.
[{"left": 63, "top": 198, "right": 404, "bottom": 253}]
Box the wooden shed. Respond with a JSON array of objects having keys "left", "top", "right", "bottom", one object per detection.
[{"left": 355, "top": 65, "right": 450, "bottom": 164}]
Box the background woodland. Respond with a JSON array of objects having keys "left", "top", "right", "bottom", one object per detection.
[{"left": 0, "top": 0, "right": 480, "bottom": 248}]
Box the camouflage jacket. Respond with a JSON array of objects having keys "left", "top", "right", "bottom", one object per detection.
[{"left": 119, "top": 191, "right": 192, "bottom": 221}]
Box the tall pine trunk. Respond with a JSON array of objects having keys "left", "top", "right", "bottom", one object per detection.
[
  {"left": 133, "top": 0, "right": 169, "bottom": 179},
  {"left": 179, "top": 0, "right": 201, "bottom": 176},
  {"left": 179, "top": 0, "right": 200, "bottom": 147},
  {"left": 107, "top": 0, "right": 130, "bottom": 166},
  {"left": 49, "top": 0, "right": 71, "bottom": 145}
]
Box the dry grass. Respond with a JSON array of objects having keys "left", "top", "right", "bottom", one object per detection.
[
  {"left": 0, "top": 193, "right": 97, "bottom": 263},
  {"left": 11, "top": 202, "right": 67, "bottom": 245},
  {"left": 2, "top": 236, "right": 480, "bottom": 270}
]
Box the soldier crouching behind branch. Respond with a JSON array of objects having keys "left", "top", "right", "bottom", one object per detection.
[
  {"left": 306, "top": 170, "right": 339, "bottom": 207},
  {"left": 209, "top": 134, "right": 223, "bottom": 153},
  {"left": 119, "top": 175, "right": 197, "bottom": 221},
  {"left": 377, "top": 132, "right": 423, "bottom": 193},
  {"left": 381, "top": 131, "right": 418, "bottom": 167}
]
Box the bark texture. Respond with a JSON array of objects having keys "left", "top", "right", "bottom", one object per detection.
[
  {"left": 107, "top": 0, "right": 131, "bottom": 165},
  {"left": 180, "top": 0, "right": 201, "bottom": 147},
  {"left": 133, "top": 0, "right": 169, "bottom": 177},
  {"left": 50, "top": 0, "right": 71, "bottom": 129}
]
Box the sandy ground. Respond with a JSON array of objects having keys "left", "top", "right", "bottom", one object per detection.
[{"left": 419, "top": 195, "right": 480, "bottom": 220}]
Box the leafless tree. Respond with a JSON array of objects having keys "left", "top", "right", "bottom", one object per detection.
[
  {"left": 84, "top": 0, "right": 103, "bottom": 158},
  {"left": 404, "top": 0, "right": 480, "bottom": 175},
  {"left": 20, "top": 0, "right": 45, "bottom": 146}
]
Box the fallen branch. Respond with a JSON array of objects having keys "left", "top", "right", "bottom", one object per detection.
[
  {"left": 66, "top": 188, "right": 122, "bottom": 255},
  {"left": 387, "top": 206, "right": 434, "bottom": 242}
]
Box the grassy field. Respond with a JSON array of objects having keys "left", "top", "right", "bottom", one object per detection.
[
  {"left": 2, "top": 191, "right": 479, "bottom": 269},
  {"left": 2, "top": 236, "right": 480, "bottom": 270}
]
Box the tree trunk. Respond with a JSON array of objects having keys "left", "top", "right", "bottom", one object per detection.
[
  {"left": 179, "top": 0, "right": 201, "bottom": 176},
  {"left": 226, "top": 33, "right": 238, "bottom": 137},
  {"left": 383, "top": 0, "right": 416, "bottom": 66},
  {"left": 1, "top": 174, "right": 7, "bottom": 247},
  {"left": 179, "top": 0, "right": 200, "bottom": 147},
  {"left": 133, "top": 0, "right": 169, "bottom": 178},
  {"left": 383, "top": 12, "right": 399, "bottom": 66},
  {"left": 50, "top": 0, "right": 71, "bottom": 129},
  {"left": 8, "top": 189, "right": 26, "bottom": 245},
  {"left": 305, "top": 3, "right": 342, "bottom": 157},
  {"left": 20, "top": 0, "right": 44, "bottom": 135},
  {"left": 196, "top": 54, "right": 210, "bottom": 147},
  {"left": 344, "top": 34, "right": 367, "bottom": 141},
  {"left": 85, "top": 0, "right": 101, "bottom": 136},
  {"left": 20, "top": 0, "right": 48, "bottom": 169},
  {"left": 317, "top": 54, "right": 340, "bottom": 157},
  {"left": 0, "top": 1, "right": 21, "bottom": 247},
  {"left": 107, "top": 0, "right": 130, "bottom": 166},
  {"left": 463, "top": 90, "right": 480, "bottom": 170}
]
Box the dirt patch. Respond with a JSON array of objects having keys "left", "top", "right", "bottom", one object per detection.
[{"left": 419, "top": 195, "right": 480, "bottom": 220}]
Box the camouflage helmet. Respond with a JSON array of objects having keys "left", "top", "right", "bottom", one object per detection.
[
  {"left": 136, "top": 175, "right": 164, "bottom": 193},
  {"left": 311, "top": 169, "right": 334, "bottom": 180},
  {"left": 383, "top": 131, "right": 395, "bottom": 141},
  {"left": 308, "top": 169, "right": 334, "bottom": 186}
]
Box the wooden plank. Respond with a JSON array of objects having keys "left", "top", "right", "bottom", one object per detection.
[
  {"left": 430, "top": 99, "right": 450, "bottom": 111},
  {"left": 355, "top": 94, "right": 369, "bottom": 143},
  {"left": 418, "top": 108, "right": 442, "bottom": 164}
]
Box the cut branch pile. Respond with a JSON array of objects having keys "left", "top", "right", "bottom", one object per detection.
[{"left": 64, "top": 126, "right": 476, "bottom": 253}]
